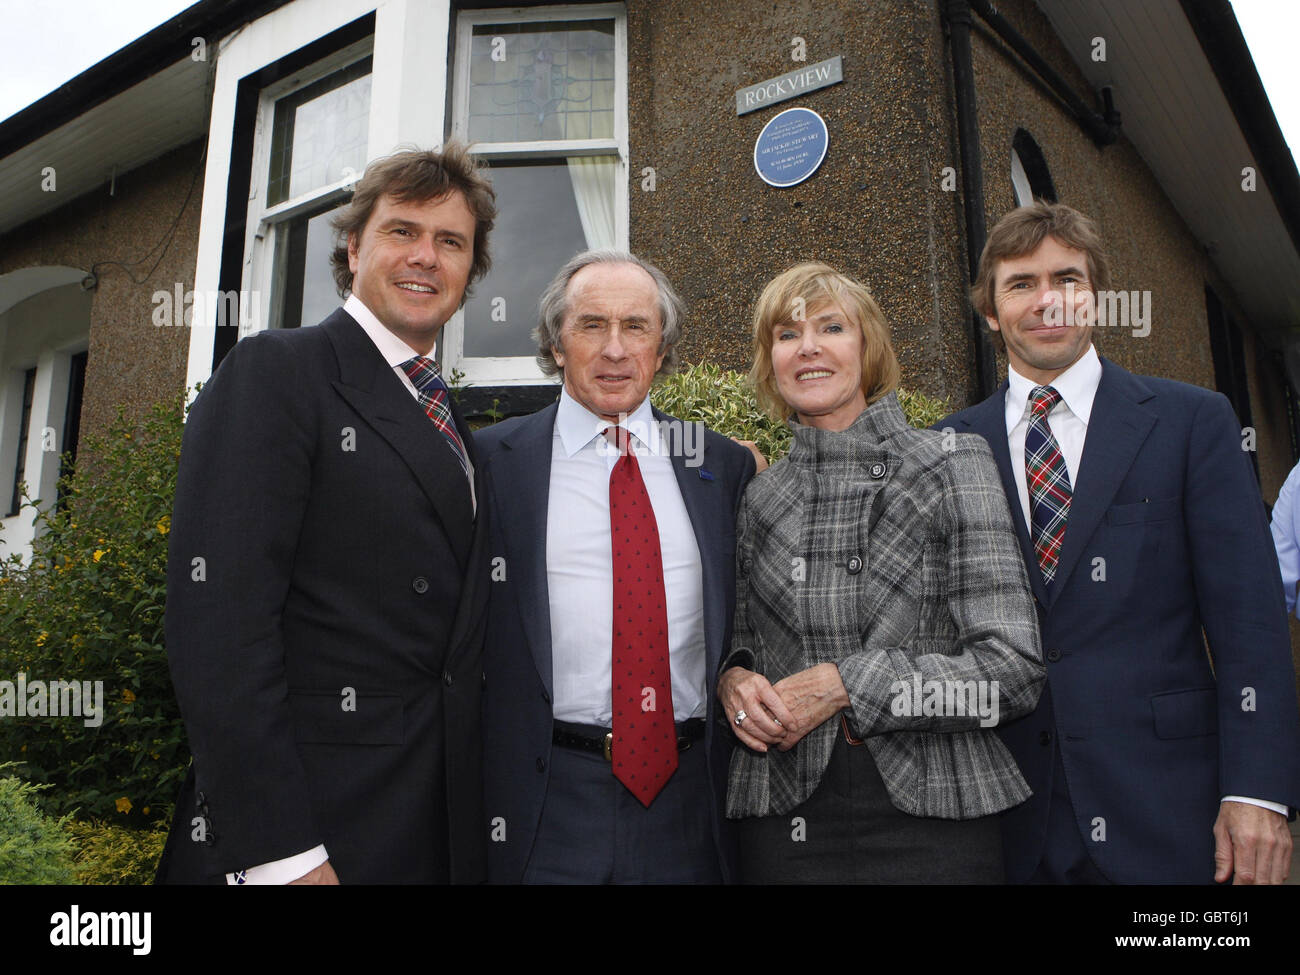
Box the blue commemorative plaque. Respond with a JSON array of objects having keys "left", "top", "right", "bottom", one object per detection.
[{"left": 753, "top": 107, "right": 829, "bottom": 188}]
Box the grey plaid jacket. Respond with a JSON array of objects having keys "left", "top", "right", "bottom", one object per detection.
[{"left": 725, "top": 392, "right": 1045, "bottom": 820}]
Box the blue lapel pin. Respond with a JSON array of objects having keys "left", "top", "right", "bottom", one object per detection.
[{"left": 699, "top": 469, "right": 715, "bottom": 481}]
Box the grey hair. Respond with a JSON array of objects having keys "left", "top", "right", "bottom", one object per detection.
[{"left": 533, "top": 249, "right": 684, "bottom": 378}]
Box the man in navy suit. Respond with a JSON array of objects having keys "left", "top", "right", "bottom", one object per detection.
[
  {"left": 939, "top": 202, "right": 1300, "bottom": 884},
  {"left": 476, "top": 251, "right": 755, "bottom": 883}
]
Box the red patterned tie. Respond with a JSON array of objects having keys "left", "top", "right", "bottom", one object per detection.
[{"left": 606, "top": 426, "right": 677, "bottom": 807}]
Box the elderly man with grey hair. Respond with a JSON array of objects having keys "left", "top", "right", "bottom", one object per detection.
[{"left": 475, "top": 249, "right": 757, "bottom": 883}]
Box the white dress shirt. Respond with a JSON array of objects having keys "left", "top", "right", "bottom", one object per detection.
[
  {"left": 546, "top": 388, "right": 707, "bottom": 725},
  {"left": 1003, "top": 343, "right": 1286, "bottom": 819},
  {"left": 227, "top": 296, "right": 475, "bottom": 885},
  {"left": 1269, "top": 460, "right": 1300, "bottom": 617}
]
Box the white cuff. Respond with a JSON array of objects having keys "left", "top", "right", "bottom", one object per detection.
[
  {"left": 1221, "top": 796, "right": 1289, "bottom": 817},
  {"left": 226, "top": 845, "right": 329, "bottom": 885}
]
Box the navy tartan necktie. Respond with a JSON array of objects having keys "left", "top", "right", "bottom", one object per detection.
[
  {"left": 400, "top": 356, "right": 470, "bottom": 480},
  {"left": 1025, "top": 385, "right": 1072, "bottom": 584}
]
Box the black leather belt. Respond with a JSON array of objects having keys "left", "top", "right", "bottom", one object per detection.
[{"left": 552, "top": 718, "right": 706, "bottom": 762}]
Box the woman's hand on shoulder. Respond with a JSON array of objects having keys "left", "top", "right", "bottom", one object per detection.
[
  {"left": 717, "top": 667, "right": 796, "bottom": 752},
  {"left": 731, "top": 438, "right": 769, "bottom": 473}
]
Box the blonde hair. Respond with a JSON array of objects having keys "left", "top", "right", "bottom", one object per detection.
[{"left": 749, "top": 262, "right": 900, "bottom": 421}]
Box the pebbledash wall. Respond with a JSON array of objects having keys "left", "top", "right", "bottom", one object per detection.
[
  {"left": 0, "top": 143, "right": 200, "bottom": 435},
  {"left": 628, "top": 0, "right": 1292, "bottom": 502}
]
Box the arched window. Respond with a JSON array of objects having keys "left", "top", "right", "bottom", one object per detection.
[{"left": 1011, "top": 129, "right": 1057, "bottom": 205}]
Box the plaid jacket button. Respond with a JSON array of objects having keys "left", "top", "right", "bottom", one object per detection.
[
  {"left": 847, "top": 555, "right": 863, "bottom": 574},
  {"left": 869, "top": 462, "right": 886, "bottom": 478}
]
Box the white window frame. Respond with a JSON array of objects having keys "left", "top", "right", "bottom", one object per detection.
[
  {"left": 186, "top": 0, "right": 452, "bottom": 399},
  {"left": 444, "top": 2, "right": 628, "bottom": 386},
  {"left": 1011, "top": 147, "right": 1034, "bottom": 207},
  {"left": 242, "top": 36, "right": 375, "bottom": 336}
]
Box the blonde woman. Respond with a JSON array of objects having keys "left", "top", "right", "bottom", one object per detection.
[{"left": 717, "top": 262, "right": 1044, "bottom": 883}]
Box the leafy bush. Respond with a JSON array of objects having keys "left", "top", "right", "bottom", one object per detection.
[
  {"left": 0, "top": 764, "right": 76, "bottom": 883},
  {"left": 0, "top": 398, "right": 188, "bottom": 824},
  {"left": 650, "top": 363, "right": 951, "bottom": 461},
  {"left": 65, "top": 818, "right": 168, "bottom": 885}
]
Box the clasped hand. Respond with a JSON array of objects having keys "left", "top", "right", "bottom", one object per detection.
[{"left": 718, "top": 664, "right": 850, "bottom": 753}]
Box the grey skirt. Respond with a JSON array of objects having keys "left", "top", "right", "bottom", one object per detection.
[{"left": 736, "top": 722, "right": 1005, "bottom": 884}]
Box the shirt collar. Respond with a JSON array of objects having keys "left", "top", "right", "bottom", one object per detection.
[
  {"left": 344, "top": 293, "right": 434, "bottom": 368},
  {"left": 555, "top": 386, "right": 660, "bottom": 458},
  {"left": 1005, "top": 343, "right": 1101, "bottom": 432}
]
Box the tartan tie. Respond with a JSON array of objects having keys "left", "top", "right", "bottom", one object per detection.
[
  {"left": 605, "top": 426, "right": 677, "bottom": 807},
  {"left": 400, "top": 356, "right": 470, "bottom": 479},
  {"left": 1025, "top": 385, "right": 1072, "bottom": 585}
]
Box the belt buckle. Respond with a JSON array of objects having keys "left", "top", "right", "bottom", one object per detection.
[
  {"left": 840, "top": 714, "right": 864, "bottom": 746},
  {"left": 603, "top": 732, "right": 613, "bottom": 762}
]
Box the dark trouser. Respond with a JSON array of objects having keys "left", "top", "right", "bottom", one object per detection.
[
  {"left": 1026, "top": 739, "right": 1110, "bottom": 884},
  {"left": 522, "top": 727, "right": 722, "bottom": 884},
  {"left": 737, "top": 732, "right": 1004, "bottom": 884}
]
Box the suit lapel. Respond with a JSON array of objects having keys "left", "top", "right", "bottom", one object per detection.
[
  {"left": 658, "top": 409, "right": 725, "bottom": 683},
  {"left": 492, "top": 404, "right": 558, "bottom": 697},
  {"left": 321, "top": 311, "right": 475, "bottom": 564},
  {"left": 957, "top": 383, "right": 1049, "bottom": 606},
  {"left": 442, "top": 455, "right": 491, "bottom": 675},
  {"left": 1049, "top": 357, "right": 1156, "bottom": 604}
]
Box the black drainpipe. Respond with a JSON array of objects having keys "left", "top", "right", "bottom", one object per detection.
[
  {"left": 969, "top": 0, "right": 1122, "bottom": 148},
  {"left": 944, "top": 0, "right": 999, "bottom": 400}
]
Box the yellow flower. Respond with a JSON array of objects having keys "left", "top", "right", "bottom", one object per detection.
[
  {"left": 93, "top": 549, "right": 105, "bottom": 562},
  {"left": 157, "top": 517, "right": 170, "bottom": 536},
  {"left": 115, "top": 797, "right": 132, "bottom": 814},
  {"left": 35, "top": 631, "right": 48, "bottom": 647},
  {"left": 143, "top": 806, "right": 150, "bottom": 816},
  {"left": 122, "top": 688, "right": 136, "bottom": 703}
]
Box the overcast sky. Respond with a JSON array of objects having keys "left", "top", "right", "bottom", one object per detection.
[{"left": 0, "top": 0, "right": 1295, "bottom": 162}]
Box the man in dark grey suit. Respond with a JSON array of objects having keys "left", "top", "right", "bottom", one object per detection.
[
  {"left": 477, "top": 251, "right": 756, "bottom": 883},
  {"left": 157, "top": 145, "right": 496, "bottom": 884}
]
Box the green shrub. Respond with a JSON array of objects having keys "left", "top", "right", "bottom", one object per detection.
[
  {"left": 0, "top": 764, "right": 76, "bottom": 883},
  {"left": 65, "top": 818, "right": 168, "bottom": 885},
  {"left": 650, "top": 363, "right": 951, "bottom": 461},
  {"left": 0, "top": 398, "right": 188, "bottom": 824}
]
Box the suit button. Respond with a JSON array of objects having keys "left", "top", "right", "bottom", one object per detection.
[
  {"left": 869, "top": 462, "right": 886, "bottom": 478},
  {"left": 412, "top": 576, "right": 429, "bottom": 594},
  {"left": 443, "top": 671, "right": 453, "bottom": 686},
  {"left": 1039, "top": 730, "right": 1052, "bottom": 746},
  {"left": 481, "top": 672, "right": 487, "bottom": 689},
  {"left": 536, "top": 757, "right": 546, "bottom": 773},
  {"left": 1046, "top": 648, "right": 1061, "bottom": 662},
  {"left": 846, "top": 555, "right": 863, "bottom": 575}
]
